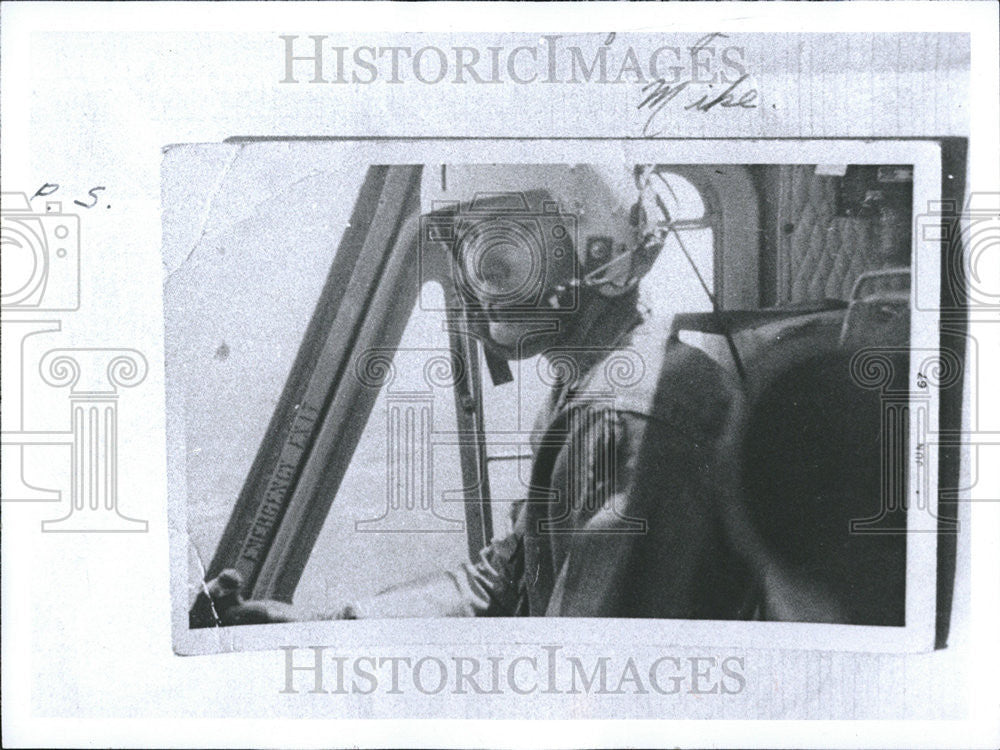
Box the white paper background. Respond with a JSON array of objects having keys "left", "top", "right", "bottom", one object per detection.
[{"left": 2, "top": 2, "right": 998, "bottom": 748}]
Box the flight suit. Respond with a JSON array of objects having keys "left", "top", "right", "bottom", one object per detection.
[{"left": 346, "top": 314, "right": 758, "bottom": 620}]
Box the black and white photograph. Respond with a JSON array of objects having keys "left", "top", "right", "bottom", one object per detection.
[
  {"left": 2, "top": 4, "right": 997, "bottom": 747},
  {"left": 167, "top": 140, "right": 947, "bottom": 654}
]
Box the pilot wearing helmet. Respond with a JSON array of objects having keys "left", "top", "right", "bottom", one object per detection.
[{"left": 195, "top": 164, "right": 843, "bottom": 625}]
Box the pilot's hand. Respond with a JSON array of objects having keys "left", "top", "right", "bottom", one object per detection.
[{"left": 190, "top": 569, "right": 316, "bottom": 627}]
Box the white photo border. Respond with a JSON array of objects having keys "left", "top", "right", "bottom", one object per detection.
[{"left": 169, "top": 137, "right": 944, "bottom": 657}]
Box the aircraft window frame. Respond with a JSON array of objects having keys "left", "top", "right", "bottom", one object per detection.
[
  {"left": 293, "top": 278, "right": 484, "bottom": 608},
  {"left": 650, "top": 165, "right": 761, "bottom": 310},
  {"left": 201, "top": 163, "right": 762, "bottom": 606}
]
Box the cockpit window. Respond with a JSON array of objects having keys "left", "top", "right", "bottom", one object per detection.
[
  {"left": 295, "top": 281, "right": 469, "bottom": 610},
  {"left": 638, "top": 170, "right": 716, "bottom": 316},
  {"left": 642, "top": 168, "right": 709, "bottom": 224}
]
